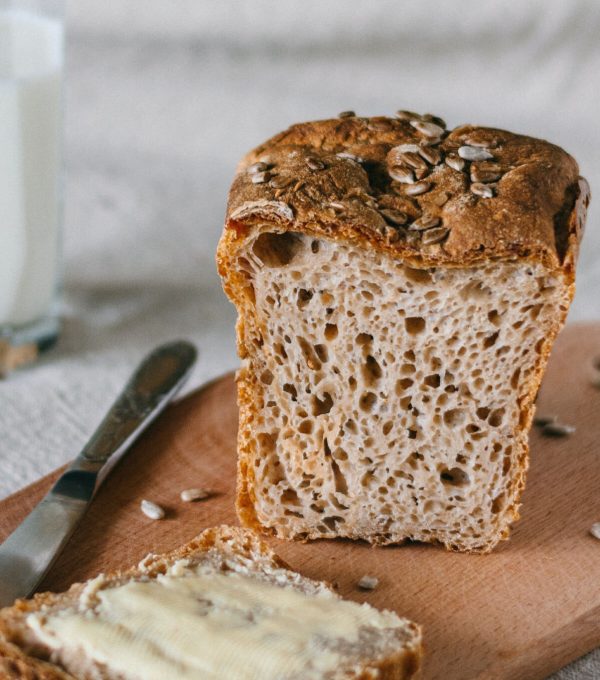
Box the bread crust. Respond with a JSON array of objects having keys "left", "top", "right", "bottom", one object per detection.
[
  {"left": 217, "top": 113, "right": 590, "bottom": 554},
  {"left": 0, "top": 526, "right": 422, "bottom": 679},
  {"left": 219, "top": 114, "right": 588, "bottom": 274}
]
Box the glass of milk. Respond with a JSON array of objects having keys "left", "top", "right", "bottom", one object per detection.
[{"left": 0, "top": 0, "right": 63, "bottom": 370}]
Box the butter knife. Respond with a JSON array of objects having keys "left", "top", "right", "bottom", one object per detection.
[{"left": 0, "top": 340, "right": 197, "bottom": 607}]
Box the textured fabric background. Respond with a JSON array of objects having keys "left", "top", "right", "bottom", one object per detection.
[{"left": 1, "top": 2, "right": 598, "bottom": 676}]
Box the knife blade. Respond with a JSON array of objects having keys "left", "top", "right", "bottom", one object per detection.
[{"left": 0, "top": 340, "right": 197, "bottom": 607}]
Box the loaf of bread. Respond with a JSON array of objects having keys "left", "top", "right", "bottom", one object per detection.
[
  {"left": 217, "top": 111, "right": 590, "bottom": 553},
  {"left": 0, "top": 525, "right": 422, "bottom": 679}
]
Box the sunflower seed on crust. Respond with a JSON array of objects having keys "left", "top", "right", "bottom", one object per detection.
[
  {"left": 445, "top": 154, "right": 465, "bottom": 172},
  {"left": 180, "top": 488, "right": 211, "bottom": 502},
  {"left": 471, "top": 182, "right": 494, "bottom": 198},
  {"left": 410, "top": 214, "right": 440, "bottom": 231},
  {"left": 421, "top": 226, "right": 450, "bottom": 245},
  {"left": 405, "top": 181, "right": 432, "bottom": 196},
  {"left": 463, "top": 135, "right": 498, "bottom": 148},
  {"left": 418, "top": 146, "right": 443, "bottom": 165},
  {"left": 230, "top": 200, "right": 294, "bottom": 222},
  {"left": 270, "top": 175, "right": 293, "bottom": 189},
  {"left": 338, "top": 110, "right": 356, "bottom": 118},
  {"left": 395, "top": 109, "right": 420, "bottom": 121},
  {"left": 458, "top": 145, "right": 494, "bottom": 161},
  {"left": 410, "top": 119, "right": 445, "bottom": 138},
  {"left": 389, "top": 165, "right": 415, "bottom": 184},
  {"left": 357, "top": 575, "right": 379, "bottom": 590},
  {"left": 140, "top": 499, "right": 165, "bottom": 520},
  {"left": 251, "top": 171, "right": 271, "bottom": 184},
  {"left": 247, "top": 162, "right": 270, "bottom": 174},
  {"left": 423, "top": 113, "right": 447, "bottom": 129},
  {"left": 471, "top": 163, "right": 502, "bottom": 184},
  {"left": 306, "top": 156, "right": 326, "bottom": 171},
  {"left": 336, "top": 152, "right": 363, "bottom": 163},
  {"left": 542, "top": 422, "right": 576, "bottom": 437},
  {"left": 380, "top": 208, "right": 408, "bottom": 226},
  {"left": 590, "top": 523, "right": 600, "bottom": 540},
  {"left": 399, "top": 152, "right": 429, "bottom": 172}
]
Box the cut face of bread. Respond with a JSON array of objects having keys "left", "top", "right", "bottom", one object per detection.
[
  {"left": 0, "top": 526, "right": 422, "bottom": 679},
  {"left": 230, "top": 231, "right": 573, "bottom": 552}
]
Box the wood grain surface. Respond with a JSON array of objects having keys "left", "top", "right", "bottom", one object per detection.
[{"left": 1, "top": 323, "right": 600, "bottom": 680}]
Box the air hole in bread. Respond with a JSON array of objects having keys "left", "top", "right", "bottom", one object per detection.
[
  {"left": 314, "top": 344, "right": 329, "bottom": 363},
  {"left": 362, "top": 355, "right": 383, "bottom": 385},
  {"left": 359, "top": 392, "right": 377, "bottom": 412},
  {"left": 311, "top": 239, "right": 320, "bottom": 253},
  {"left": 324, "top": 323, "right": 338, "bottom": 341},
  {"left": 424, "top": 373, "right": 440, "bottom": 388},
  {"left": 443, "top": 408, "right": 466, "bottom": 427},
  {"left": 252, "top": 231, "right": 304, "bottom": 267},
  {"left": 283, "top": 383, "right": 297, "bottom": 401},
  {"left": 313, "top": 392, "right": 333, "bottom": 416},
  {"left": 483, "top": 331, "right": 499, "bottom": 349},
  {"left": 440, "top": 467, "right": 470, "bottom": 487},
  {"left": 297, "top": 288, "right": 313, "bottom": 309},
  {"left": 260, "top": 369, "right": 274, "bottom": 385}
]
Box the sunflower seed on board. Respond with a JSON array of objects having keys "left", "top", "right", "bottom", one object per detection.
[
  {"left": 421, "top": 226, "right": 450, "bottom": 245},
  {"left": 410, "top": 119, "right": 445, "bottom": 138},
  {"left": 542, "top": 422, "right": 576, "bottom": 437},
  {"left": 458, "top": 145, "right": 494, "bottom": 161},
  {"left": 389, "top": 165, "right": 415, "bottom": 184},
  {"left": 410, "top": 214, "right": 440, "bottom": 231},
  {"left": 140, "top": 499, "right": 165, "bottom": 520},
  {"left": 418, "top": 146, "right": 443, "bottom": 166},
  {"left": 306, "top": 156, "right": 326, "bottom": 171},
  {"left": 338, "top": 110, "right": 356, "bottom": 118},
  {"left": 380, "top": 208, "right": 407, "bottom": 226},
  {"left": 180, "top": 488, "right": 211, "bottom": 502},
  {"left": 445, "top": 155, "right": 465, "bottom": 172},
  {"left": 590, "top": 523, "right": 600, "bottom": 540},
  {"left": 470, "top": 182, "right": 494, "bottom": 198},
  {"left": 533, "top": 414, "right": 557, "bottom": 427},
  {"left": 247, "top": 161, "right": 270, "bottom": 174},
  {"left": 357, "top": 575, "right": 379, "bottom": 591},
  {"left": 251, "top": 171, "right": 271, "bottom": 184},
  {"left": 405, "top": 181, "right": 432, "bottom": 196}
]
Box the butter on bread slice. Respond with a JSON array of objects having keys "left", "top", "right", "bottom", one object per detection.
[
  {"left": 0, "top": 525, "right": 422, "bottom": 679},
  {"left": 217, "top": 112, "right": 589, "bottom": 553}
]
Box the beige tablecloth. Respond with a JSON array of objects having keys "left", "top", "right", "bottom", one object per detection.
[{"left": 1, "top": 2, "right": 598, "bottom": 676}]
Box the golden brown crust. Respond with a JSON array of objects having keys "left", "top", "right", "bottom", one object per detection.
[{"left": 220, "top": 113, "right": 585, "bottom": 275}]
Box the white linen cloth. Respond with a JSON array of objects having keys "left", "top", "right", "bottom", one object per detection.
[{"left": 1, "top": 2, "right": 598, "bottom": 676}]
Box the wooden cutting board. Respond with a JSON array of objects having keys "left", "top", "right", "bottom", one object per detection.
[{"left": 2, "top": 323, "right": 600, "bottom": 680}]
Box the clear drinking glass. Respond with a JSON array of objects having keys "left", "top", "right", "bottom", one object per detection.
[{"left": 0, "top": 0, "right": 63, "bottom": 373}]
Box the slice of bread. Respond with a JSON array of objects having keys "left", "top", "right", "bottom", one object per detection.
[
  {"left": 217, "top": 112, "right": 590, "bottom": 553},
  {"left": 0, "top": 525, "right": 422, "bottom": 679}
]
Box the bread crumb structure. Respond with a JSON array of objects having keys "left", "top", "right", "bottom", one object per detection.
[{"left": 218, "top": 113, "right": 590, "bottom": 553}]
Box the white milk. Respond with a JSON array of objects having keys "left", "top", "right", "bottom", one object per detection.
[{"left": 0, "top": 10, "right": 62, "bottom": 327}]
